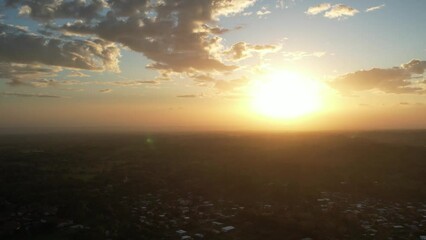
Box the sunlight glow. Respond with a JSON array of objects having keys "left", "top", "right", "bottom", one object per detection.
[{"left": 251, "top": 71, "right": 322, "bottom": 119}]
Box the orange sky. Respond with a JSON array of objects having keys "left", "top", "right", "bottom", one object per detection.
[{"left": 0, "top": 0, "right": 426, "bottom": 132}]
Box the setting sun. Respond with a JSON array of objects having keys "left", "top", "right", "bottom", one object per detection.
[
  {"left": 1, "top": 1, "right": 426, "bottom": 239},
  {"left": 251, "top": 71, "right": 322, "bottom": 119}
]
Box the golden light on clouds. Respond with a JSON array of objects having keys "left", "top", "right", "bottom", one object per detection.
[
  {"left": 0, "top": 0, "right": 425, "bottom": 132},
  {"left": 251, "top": 71, "right": 323, "bottom": 119}
]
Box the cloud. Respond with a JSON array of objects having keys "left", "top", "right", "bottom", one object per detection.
[
  {"left": 5, "top": 78, "right": 84, "bottom": 92},
  {"left": 324, "top": 4, "right": 359, "bottom": 19},
  {"left": 276, "top": 0, "right": 295, "bottom": 9},
  {"left": 7, "top": 77, "right": 82, "bottom": 88},
  {"left": 18, "top": 5, "right": 31, "bottom": 16},
  {"left": 401, "top": 59, "right": 426, "bottom": 74},
  {"left": 1, "top": 91, "right": 62, "bottom": 98},
  {"left": 366, "top": 4, "right": 385, "bottom": 12},
  {"left": 256, "top": 7, "right": 271, "bottom": 18},
  {"left": 0, "top": 62, "right": 61, "bottom": 85},
  {"left": 190, "top": 74, "right": 216, "bottom": 83},
  {"left": 3, "top": 0, "right": 258, "bottom": 74},
  {"left": 177, "top": 94, "right": 198, "bottom": 98},
  {"left": 215, "top": 77, "right": 250, "bottom": 92},
  {"left": 58, "top": 0, "right": 257, "bottom": 23},
  {"left": 0, "top": 23, "right": 120, "bottom": 72},
  {"left": 99, "top": 88, "right": 112, "bottom": 93},
  {"left": 187, "top": 73, "right": 252, "bottom": 92},
  {"left": 15, "top": 0, "right": 107, "bottom": 21},
  {"left": 107, "top": 80, "right": 159, "bottom": 86},
  {"left": 212, "top": 0, "right": 257, "bottom": 17},
  {"left": 29, "top": 79, "right": 61, "bottom": 88},
  {"left": 52, "top": 0, "right": 257, "bottom": 72},
  {"left": 330, "top": 59, "right": 426, "bottom": 94},
  {"left": 67, "top": 71, "right": 89, "bottom": 78},
  {"left": 306, "top": 3, "right": 358, "bottom": 19},
  {"left": 202, "top": 25, "right": 231, "bottom": 35},
  {"left": 283, "top": 51, "right": 326, "bottom": 61},
  {"left": 77, "top": 79, "right": 160, "bottom": 88},
  {"left": 225, "top": 42, "right": 282, "bottom": 61},
  {"left": 305, "top": 3, "right": 331, "bottom": 15},
  {"left": 202, "top": 24, "right": 243, "bottom": 35}
]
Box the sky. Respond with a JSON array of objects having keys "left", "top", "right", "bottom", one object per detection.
[{"left": 0, "top": 0, "right": 425, "bottom": 133}]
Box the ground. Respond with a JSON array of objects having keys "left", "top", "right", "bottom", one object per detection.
[{"left": 0, "top": 131, "right": 425, "bottom": 239}]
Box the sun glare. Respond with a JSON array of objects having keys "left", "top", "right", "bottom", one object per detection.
[{"left": 251, "top": 71, "right": 322, "bottom": 119}]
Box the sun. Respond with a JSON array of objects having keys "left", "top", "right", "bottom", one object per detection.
[{"left": 251, "top": 71, "right": 322, "bottom": 119}]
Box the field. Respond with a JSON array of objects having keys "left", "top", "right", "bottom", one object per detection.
[{"left": 0, "top": 131, "right": 425, "bottom": 239}]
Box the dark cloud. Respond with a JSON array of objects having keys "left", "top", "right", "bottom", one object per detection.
[
  {"left": 330, "top": 60, "right": 426, "bottom": 94},
  {"left": 1, "top": 0, "right": 257, "bottom": 79},
  {"left": 105, "top": 0, "right": 147, "bottom": 17},
  {"left": 55, "top": 0, "right": 256, "bottom": 72},
  {"left": 0, "top": 62, "right": 61, "bottom": 85},
  {"left": 13, "top": 0, "right": 107, "bottom": 21},
  {"left": 0, "top": 23, "right": 120, "bottom": 72},
  {"left": 401, "top": 59, "right": 426, "bottom": 75},
  {"left": 202, "top": 24, "right": 230, "bottom": 35},
  {"left": 1, "top": 91, "right": 62, "bottom": 98}
]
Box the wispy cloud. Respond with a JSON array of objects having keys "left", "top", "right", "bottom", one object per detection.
[
  {"left": 67, "top": 71, "right": 90, "bottom": 78},
  {"left": 366, "top": 4, "right": 385, "bottom": 12},
  {"left": 1, "top": 92, "right": 62, "bottom": 98},
  {"left": 283, "top": 51, "right": 327, "bottom": 61},
  {"left": 108, "top": 80, "right": 159, "bottom": 86},
  {"left": 99, "top": 89, "right": 112, "bottom": 94},
  {"left": 0, "top": 62, "right": 61, "bottom": 86}
]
